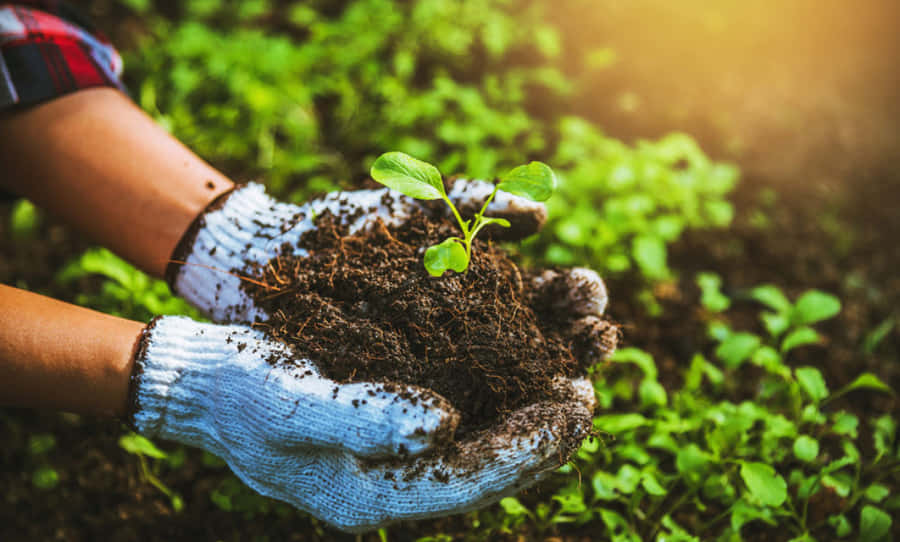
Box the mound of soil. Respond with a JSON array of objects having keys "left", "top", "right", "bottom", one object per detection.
[{"left": 242, "top": 209, "right": 617, "bottom": 437}]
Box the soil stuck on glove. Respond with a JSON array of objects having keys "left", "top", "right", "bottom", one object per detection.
[{"left": 241, "top": 206, "right": 618, "bottom": 438}]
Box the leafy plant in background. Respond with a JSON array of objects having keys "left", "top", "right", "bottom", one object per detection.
[
  {"left": 124, "top": 0, "right": 564, "bottom": 199},
  {"left": 119, "top": 433, "right": 185, "bottom": 512},
  {"left": 28, "top": 433, "right": 59, "bottom": 491},
  {"left": 123, "top": 0, "right": 736, "bottom": 281},
  {"left": 8, "top": 199, "right": 42, "bottom": 240},
  {"left": 530, "top": 120, "right": 739, "bottom": 281},
  {"left": 491, "top": 286, "right": 897, "bottom": 541},
  {"left": 370, "top": 151, "right": 555, "bottom": 275},
  {"left": 55, "top": 248, "right": 201, "bottom": 322}
]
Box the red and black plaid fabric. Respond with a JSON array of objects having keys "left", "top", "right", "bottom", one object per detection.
[{"left": 0, "top": 2, "right": 124, "bottom": 109}]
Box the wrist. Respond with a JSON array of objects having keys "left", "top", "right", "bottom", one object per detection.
[
  {"left": 129, "top": 317, "right": 234, "bottom": 442},
  {"left": 168, "top": 183, "right": 308, "bottom": 321}
]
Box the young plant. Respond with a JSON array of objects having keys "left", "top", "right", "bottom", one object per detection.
[{"left": 370, "top": 151, "right": 556, "bottom": 276}]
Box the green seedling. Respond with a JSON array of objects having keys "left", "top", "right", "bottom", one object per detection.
[{"left": 370, "top": 151, "right": 556, "bottom": 276}]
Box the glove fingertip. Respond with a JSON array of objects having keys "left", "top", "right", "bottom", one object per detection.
[
  {"left": 339, "top": 383, "right": 460, "bottom": 457},
  {"left": 387, "top": 388, "right": 460, "bottom": 456}
]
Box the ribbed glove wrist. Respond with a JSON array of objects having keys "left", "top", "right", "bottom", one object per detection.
[
  {"left": 130, "top": 317, "right": 242, "bottom": 448},
  {"left": 170, "top": 184, "right": 308, "bottom": 322}
]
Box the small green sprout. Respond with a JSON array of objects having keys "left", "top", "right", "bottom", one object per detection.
[{"left": 370, "top": 152, "right": 556, "bottom": 276}]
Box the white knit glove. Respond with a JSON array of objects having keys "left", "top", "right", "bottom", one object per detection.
[{"left": 129, "top": 317, "right": 597, "bottom": 532}]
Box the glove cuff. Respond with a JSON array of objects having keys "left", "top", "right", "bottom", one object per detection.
[
  {"left": 130, "top": 316, "right": 256, "bottom": 445},
  {"left": 169, "top": 183, "right": 305, "bottom": 321}
]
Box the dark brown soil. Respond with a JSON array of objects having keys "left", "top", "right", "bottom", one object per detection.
[{"left": 243, "top": 208, "right": 616, "bottom": 436}]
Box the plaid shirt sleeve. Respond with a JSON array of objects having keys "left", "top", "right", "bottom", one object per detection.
[{"left": 0, "top": 2, "right": 125, "bottom": 110}]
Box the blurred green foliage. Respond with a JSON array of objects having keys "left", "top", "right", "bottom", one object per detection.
[
  {"left": 122, "top": 0, "right": 736, "bottom": 279},
  {"left": 9, "top": 199, "right": 42, "bottom": 240},
  {"left": 539, "top": 124, "right": 738, "bottom": 278},
  {"left": 56, "top": 248, "right": 200, "bottom": 322},
  {"left": 497, "top": 286, "right": 897, "bottom": 541}
]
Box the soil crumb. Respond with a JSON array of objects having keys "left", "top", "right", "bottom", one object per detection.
[{"left": 244, "top": 210, "right": 617, "bottom": 436}]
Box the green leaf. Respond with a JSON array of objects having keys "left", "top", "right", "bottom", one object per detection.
[
  {"left": 170, "top": 494, "right": 185, "bottom": 513},
  {"left": 210, "top": 489, "right": 232, "bottom": 511},
  {"left": 641, "top": 472, "right": 668, "bottom": 496},
  {"left": 632, "top": 235, "right": 668, "bottom": 280},
  {"left": 862, "top": 317, "right": 895, "bottom": 354},
  {"left": 28, "top": 434, "right": 56, "bottom": 455},
  {"left": 762, "top": 311, "right": 791, "bottom": 337},
  {"left": 598, "top": 508, "right": 636, "bottom": 539},
  {"left": 864, "top": 484, "right": 890, "bottom": 503},
  {"left": 611, "top": 347, "right": 657, "bottom": 378},
  {"left": 676, "top": 444, "right": 711, "bottom": 486},
  {"left": 750, "top": 284, "right": 792, "bottom": 313},
  {"left": 121, "top": 0, "right": 151, "bottom": 13},
  {"left": 639, "top": 379, "right": 667, "bottom": 408},
  {"left": 828, "top": 514, "right": 852, "bottom": 538},
  {"left": 499, "top": 497, "right": 531, "bottom": 517},
  {"left": 32, "top": 466, "right": 59, "bottom": 490},
  {"left": 702, "top": 473, "right": 736, "bottom": 501},
  {"left": 795, "top": 472, "right": 820, "bottom": 500},
  {"left": 697, "top": 272, "right": 730, "bottom": 313},
  {"left": 10, "top": 198, "right": 41, "bottom": 239},
  {"left": 651, "top": 215, "right": 685, "bottom": 241},
  {"left": 822, "top": 456, "right": 856, "bottom": 476},
  {"left": 594, "top": 413, "right": 648, "bottom": 433},
  {"left": 822, "top": 472, "right": 853, "bottom": 498},
  {"left": 842, "top": 439, "right": 860, "bottom": 461},
  {"left": 370, "top": 152, "right": 445, "bottom": 200},
  {"left": 792, "top": 290, "right": 841, "bottom": 325},
  {"left": 872, "top": 415, "right": 896, "bottom": 457},
  {"left": 592, "top": 470, "right": 618, "bottom": 501},
  {"left": 614, "top": 464, "right": 642, "bottom": 494},
  {"left": 497, "top": 161, "right": 556, "bottom": 201},
  {"left": 842, "top": 373, "right": 893, "bottom": 395},
  {"left": 793, "top": 435, "right": 820, "bottom": 463},
  {"left": 859, "top": 506, "right": 891, "bottom": 542},
  {"left": 795, "top": 367, "right": 829, "bottom": 402},
  {"left": 659, "top": 515, "right": 699, "bottom": 542},
  {"left": 730, "top": 498, "right": 776, "bottom": 531},
  {"left": 781, "top": 327, "right": 821, "bottom": 352},
  {"left": 802, "top": 404, "right": 828, "bottom": 425},
  {"left": 423, "top": 239, "right": 469, "bottom": 277},
  {"left": 704, "top": 200, "right": 734, "bottom": 227},
  {"left": 479, "top": 216, "right": 511, "bottom": 228},
  {"left": 553, "top": 490, "right": 587, "bottom": 515},
  {"left": 740, "top": 462, "right": 787, "bottom": 507},
  {"left": 831, "top": 412, "right": 859, "bottom": 438},
  {"left": 119, "top": 433, "right": 169, "bottom": 459},
  {"left": 715, "top": 332, "right": 761, "bottom": 368}
]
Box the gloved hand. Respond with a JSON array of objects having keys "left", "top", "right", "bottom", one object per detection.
[{"left": 152, "top": 181, "right": 612, "bottom": 532}]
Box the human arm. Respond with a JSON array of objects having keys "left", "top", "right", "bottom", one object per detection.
[
  {"left": 0, "top": 283, "right": 143, "bottom": 415},
  {"left": 0, "top": 87, "right": 234, "bottom": 277}
]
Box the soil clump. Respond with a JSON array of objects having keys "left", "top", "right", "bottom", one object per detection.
[{"left": 243, "top": 210, "right": 617, "bottom": 437}]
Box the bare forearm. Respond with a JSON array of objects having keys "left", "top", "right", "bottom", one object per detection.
[
  {"left": 0, "top": 284, "right": 145, "bottom": 416},
  {"left": 0, "top": 88, "right": 234, "bottom": 277}
]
